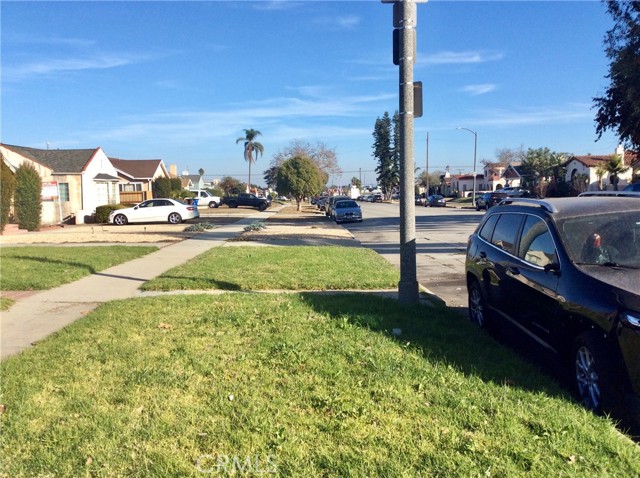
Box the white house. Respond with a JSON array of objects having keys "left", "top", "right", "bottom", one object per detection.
[
  {"left": 1, "top": 144, "right": 120, "bottom": 224},
  {"left": 564, "top": 145, "right": 636, "bottom": 191}
]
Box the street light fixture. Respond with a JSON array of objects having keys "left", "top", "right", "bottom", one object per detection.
[{"left": 456, "top": 127, "right": 478, "bottom": 207}]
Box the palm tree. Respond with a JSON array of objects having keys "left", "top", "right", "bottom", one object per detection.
[
  {"left": 605, "top": 154, "right": 629, "bottom": 191},
  {"left": 595, "top": 163, "right": 608, "bottom": 190},
  {"left": 236, "top": 129, "right": 264, "bottom": 193}
]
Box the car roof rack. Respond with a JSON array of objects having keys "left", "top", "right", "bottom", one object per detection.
[
  {"left": 499, "top": 197, "right": 558, "bottom": 213},
  {"left": 578, "top": 191, "right": 640, "bottom": 198}
]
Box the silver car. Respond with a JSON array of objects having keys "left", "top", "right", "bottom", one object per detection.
[
  {"left": 109, "top": 198, "right": 200, "bottom": 225},
  {"left": 333, "top": 200, "right": 363, "bottom": 223}
]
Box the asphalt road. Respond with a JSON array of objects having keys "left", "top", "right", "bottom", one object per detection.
[{"left": 340, "top": 201, "right": 484, "bottom": 314}]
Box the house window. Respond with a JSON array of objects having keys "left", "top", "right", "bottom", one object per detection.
[
  {"left": 119, "top": 183, "right": 142, "bottom": 192},
  {"left": 58, "top": 183, "right": 70, "bottom": 202}
]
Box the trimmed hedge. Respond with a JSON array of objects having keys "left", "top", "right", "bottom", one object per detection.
[
  {"left": 95, "top": 204, "right": 127, "bottom": 223},
  {"left": 1, "top": 158, "right": 16, "bottom": 233},
  {"left": 14, "top": 163, "right": 42, "bottom": 231}
]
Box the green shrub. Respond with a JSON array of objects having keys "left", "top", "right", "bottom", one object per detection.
[
  {"left": 14, "top": 163, "right": 41, "bottom": 231},
  {"left": 0, "top": 158, "right": 16, "bottom": 233},
  {"left": 95, "top": 204, "right": 126, "bottom": 223},
  {"left": 183, "top": 222, "right": 216, "bottom": 232},
  {"left": 152, "top": 177, "right": 171, "bottom": 198},
  {"left": 244, "top": 220, "right": 267, "bottom": 232}
]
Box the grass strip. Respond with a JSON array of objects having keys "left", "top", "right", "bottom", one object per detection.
[
  {"left": 141, "top": 245, "right": 399, "bottom": 291},
  {"left": 1, "top": 293, "right": 638, "bottom": 477},
  {"left": 0, "top": 246, "right": 158, "bottom": 290}
]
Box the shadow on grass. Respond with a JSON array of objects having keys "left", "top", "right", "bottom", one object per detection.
[
  {"left": 142, "top": 275, "right": 243, "bottom": 291},
  {"left": 4, "top": 255, "right": 98, "bottom": 274},
  {"left": 300, "top": 292, "right": 569, "bottom": 400}
]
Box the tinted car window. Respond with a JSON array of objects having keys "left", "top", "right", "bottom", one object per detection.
[
  {"left": 479, "top": 214, "right": 499, "bottom": 242},
  {"left": 518, "top": 215, "right": 557, "bottom": 267},
  {"left": 491, "top": 213, "right": 523, "bottom": 254},
  {"left": 336, "top": 200, "right": 357, "bottom": 208}
]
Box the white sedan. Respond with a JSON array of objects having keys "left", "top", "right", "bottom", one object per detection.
[{"left": 109, "top": 198, "right": 200, "bottom": 225}]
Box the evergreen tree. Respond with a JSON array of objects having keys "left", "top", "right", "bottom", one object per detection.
[
  {"left": 14, "top": 162, "right": 42, "bottom": 231},
  {"left": 1, "top": 158, "right": 17, "bottom": 233},
  {"left": 372, "top": 112, "right": 397, "bottom": 197}
]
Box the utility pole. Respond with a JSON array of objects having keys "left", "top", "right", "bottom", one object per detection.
[
  {"left": 425, "top": 132, "right": 429, "bottom": 200},
  {"left": 383, "top": 0, "right": 426, "bottom": 304}
]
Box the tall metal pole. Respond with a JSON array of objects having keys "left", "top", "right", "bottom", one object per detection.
[
  {"left": 457, "top": 126, "right": 478, "bottom": 207},
  {"left": 398, "top": 0, "right": 419, "bottom": 304},
  {"left": 425, "top": 132, "right": 429, "bottom": 200}
]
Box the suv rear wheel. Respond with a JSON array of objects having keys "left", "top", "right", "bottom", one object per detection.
[{"left": 468, "top": 280, "right": 489, "bottom": 328}]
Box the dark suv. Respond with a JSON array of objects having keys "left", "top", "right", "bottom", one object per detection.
[
  {"left": 465, "top": 197, "right": 640, "bottom": 418},
  {"left": 475, "top": 192, "right": 508, "bottom": 211}
]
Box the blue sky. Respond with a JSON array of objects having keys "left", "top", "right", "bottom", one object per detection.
[{"left": 1, "top": 0, "right": 621, "bottom": 186}]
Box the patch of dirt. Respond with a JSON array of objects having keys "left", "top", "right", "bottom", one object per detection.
[{"left": 0, "top": 204, "right": 356, "bottom": 247}]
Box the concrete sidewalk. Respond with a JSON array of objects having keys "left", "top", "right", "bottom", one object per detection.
[{"left": 1, "top": 214, "right": 269, "bottom": 359}]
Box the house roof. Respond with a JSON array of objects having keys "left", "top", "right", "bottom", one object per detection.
[
  {"left": 453, "top": 173, "right": 485, "bottom": 180},
  {"left": 1, "top": 144, "right": 99, "bottom": 173},
  {"left": 502, "top": 164, "right": 525, "bottom": 179},
  {"left": 110, "top": 158, "right": 164, "bottom": 180},
  {"left": 565, "top": 151, "right": 637, "bottom": 168},
  {"left": 93, "top": 173, "right": 120, "bottom": 181}
]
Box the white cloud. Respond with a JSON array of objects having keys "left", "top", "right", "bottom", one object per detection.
[
  {"left": 462, "top": 84, "right": 497, "bottom": 96},
  {"left": 471, "top": 103, "right": 593, "bottom": 128},
  {"left": 3, "top": 54, "right": 143, "bottom": 81},
  {"left": 421, "top": 50, "right": 505, "bottom": 66}
]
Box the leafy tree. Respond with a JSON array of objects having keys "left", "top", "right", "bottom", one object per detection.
[
  {"left": 351, "top": 176, "right": 362, "bottom": 189},
  {"left": 14, "top": 162, "right": 42, "bottom": 231},
  {"left": 219, "top": 176, "right": 244, "bottom": 195},
  {"left": 606, "top": 154, "right": 630, "bottom": 190},
  {"left": 1, "top": 158, "right": 16, "bottom": 233},
  {"left": 372, "top": 111, "right": 398, "bottom": 198},
  {"left": 276, "top": 155, "right": 325, "bottom": 211},
  {"left": 198, "top": 168, "right": 205, "bottom": 177},
  {"left": 519, "top": 148, "right": 567, "bottom": 197},
  {"left": 594, "top": 1, "right": 640, "bottom": 150},
  {"left": 152, "top": 177, "right": 171, "bottom": 198},
  {"left": 236, "top": 128, "right": 264, "bottom": 192},
  {"left": 269, "top": 140, "right": 338, "bottom": 185}
]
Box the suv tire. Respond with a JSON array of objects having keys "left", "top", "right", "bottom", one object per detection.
[
  {"left": 468, "top": 280, "right": 490, "bottom": 328},
  {"left": 573, "top": 332, "right": 622, "bottom": 415}
]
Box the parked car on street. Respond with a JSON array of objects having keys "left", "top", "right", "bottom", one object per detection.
[
  {"left": 326, "top": 195, "right": 349, "bottom": 217},
  {"left": 415, "top": 195, "right": 425, "bottom": 206},
  {"left": 476, "top": 192, "right": 508, "bottom": 211},
  {"left": 109, "top": 198, "right": 199, "bottom": 225},
  {"left": 501, "top": 186, "right": 530, "bottom": 197},
  {"left": 426, "top": 195, "right": 446, "bottom": 207},
  {"left": 221, "top": 193, "right": 270, "bottom": 211},
  {"left": 333, "top": 199, "right": 363, "bottom": 223},
  {"left": 465, "top": 197, "right": 640, "bottom": 419},
  {"left": 624, "top": 183, "right": 640, "bottom": 192}
]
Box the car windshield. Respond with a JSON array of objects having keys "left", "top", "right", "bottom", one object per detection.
[
  {"left": 559, "top": 211, "right": 640, "bottom": 268},
  {"left": 336, "top": 201, "right": 357, "bottom": 208}
]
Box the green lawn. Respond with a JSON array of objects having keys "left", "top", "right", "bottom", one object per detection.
[
  {"left": 0, "top": 246, "right": 158, "bottom": 290},
  {"left": 1, "top": 293, "right": 638, "bottom": 477},
  {"left": 141, "top": 246, "right": 400, "bottom": 291}
]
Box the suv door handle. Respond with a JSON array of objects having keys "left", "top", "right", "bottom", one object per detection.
[
  {"left": 506, "top": 266, "right": 520, "bottom": 275},
  {"left": 479, "top": 251, "right": 487, "bottom": 259}
]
